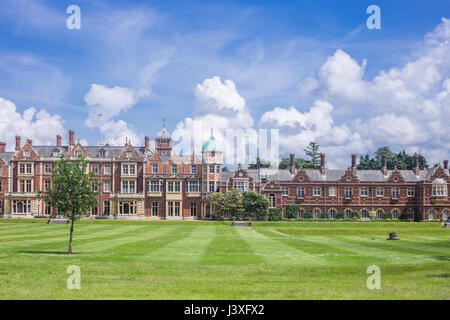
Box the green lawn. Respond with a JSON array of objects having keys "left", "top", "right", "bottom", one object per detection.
[{"left": 0, "top": 219, "right": 449, "bottom": 299}]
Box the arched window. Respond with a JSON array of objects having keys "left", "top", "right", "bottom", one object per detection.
[
  {"left": 345, "top": 209, "right": 352, "bottom": 219},
  {"left": 329, "top": 209, "right": 336, "bottom": 219},
  {"left": 269, "top": 194, "right": 276, "bottom": 208},
  {"left": 376, "top": 210, "right": 383, "bottom": 219},
  {"left": 298, "top": 209, "right": 305, "bottom": 219},
  {"left": 313, "top": 209, "right": 321, "bottom": 219},
  {"left": 443, "top": 209, "right": 449, "bottom": 220},
  {"left": 361, "top": 210, "right": 369, "bottom": 218},
  {"left": 392, "top": 209, "right": 400, "bottom": 220},
  {"left": 428, "top": 209, "right": 435, "bottom": 220},
  {"left": 407, "top": 208, "right": 414, "bottom": 221}
]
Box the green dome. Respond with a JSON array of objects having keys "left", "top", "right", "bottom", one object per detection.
[{"left": 202, "top": 130, "right": 222, "bottom": 152}]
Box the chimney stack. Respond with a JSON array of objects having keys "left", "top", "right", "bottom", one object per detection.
[
  {"left": 145, "top": 136, "right": 150, "bottom": 152},
  {"left": 69, "top": 130, "right": 75, "bottom": 145},
  {"left": 15, "top": 136, "right": 21, "bottom": 150},
  {"left": 290, "top": 154, "right": 296, "bottom": 175},
  {"left": 320, "top": 153, "right": 326, "bottom": 175},
  {"left": 56, "top": 135, "right": 62, "bottom": 147},
  {"left": 351, "top": 154, "right": 357, "bottom": 171},
  {"left": 26, "top": 139, "right": 32, "bottom": 146},
  {"left": 444, "top": 160, "right": 448, "bottom": 170},
  {"left": 0, "top": 142, "right": 5, "bottom": 153},
  {"left": 413, "top": 154, "right": 420, "bottom": 175},
  {"left": 382, "top": 154, "right": 387, "bottom": 175}
]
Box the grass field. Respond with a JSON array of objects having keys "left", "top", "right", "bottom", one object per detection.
[{"left": 0, "top": 219, "right": 448, "bottom": 300}]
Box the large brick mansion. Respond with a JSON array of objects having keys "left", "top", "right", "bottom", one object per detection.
[{"left": 0, "top": 124, "right": 449, "bottom": 221}]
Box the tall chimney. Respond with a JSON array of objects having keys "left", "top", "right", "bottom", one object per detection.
[
  {"left": 15, "top": 136, "right": 21, "bottom": 150},
  {"left": 145, "top": 136, "right": 150, "bottom": 152},
  {"left": 290, "top": 154, "right": 296, "bottom": 174},
  {"left": 413, "top": 154, "right": 420, "bottom": 175},
  {"left": 56, "top": 135, "right": 62, "bottom": 147},
  {"left": 320, "top": 153, "right": 326, "bottom": 175},
  {"left": 0, "top": 142, "right": 5, "bottom": 153},
  {"left": 351, "top": 154, "right": 357, "bottom": 170},
  {"left": 69, "top": 130, "right": 75, "bottom": 145},
  {"left": 26, "top": 139, "right": 32, "bottom": 146},
  {"left": 382, "top": 154, "right": 387, "bottom": 175},
  {"left": 444, "top": 160, "right": 448, "bottom": 170}
]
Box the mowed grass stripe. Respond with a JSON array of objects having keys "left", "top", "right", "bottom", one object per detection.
[
  {"left": 255, "top": 227, "right": 359, "bottom": 264},
  {"left": 145, "top": 225, "right": 216, "bottom": 264},
  {"left": 0, "top": 223, "right": 120, "bottom": 242},
  {"left": 105, "top": 225, "right": 196, "bottom": 261},
  {"left": 9, "top": 225, "right": 151, "bottom": 254},
  {"left": 323, "top": 236, "right": 433, "bottom": 264},
  {"left": 235, "top": 227, "right": 322, "bottom": 265},
  {"left": 199, "top": 225, "right": 264, "bottom": 265},
  {"left": 72, "top": 225, "right": 171, "bottom": 255}
]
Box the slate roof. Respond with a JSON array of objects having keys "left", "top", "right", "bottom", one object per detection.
[{"left": 0, "top": 152, "right": 14, "bottom": 164}]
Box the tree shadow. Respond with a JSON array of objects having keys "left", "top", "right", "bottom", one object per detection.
[
  {"left": 426, "top": 274, "right": 450, "bottom": 278},
  {"left": 18, "top": 250, "right": 80, "bottom": 255},
  {"left": 433, "top": 256, "right": 450, "bottom": 261}
]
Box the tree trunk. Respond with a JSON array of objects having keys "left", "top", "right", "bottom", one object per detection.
[{"left": 68, "top": 219, "right": 74, "bottom": 255}]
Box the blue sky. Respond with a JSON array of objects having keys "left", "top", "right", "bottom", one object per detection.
[{"left": 0, "top": 0, "right": 449, "bottom": 167}]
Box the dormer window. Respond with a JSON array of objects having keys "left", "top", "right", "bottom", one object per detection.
[
  {"left": 24, "top": 150, "right": 30, "bottom": 157},
  {"left": 171, "top": 164, "right": 177, "bottom": 174},
  {"left": 126, "top": 152, "right": 132, "bottom": 158},
  {"left": 75, "top": 150, "right": 81, "bottom": 157},
  {"left": 99, "top": 150, "right": 106, "bottom": 158}
]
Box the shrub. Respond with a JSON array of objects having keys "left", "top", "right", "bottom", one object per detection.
[
  {"left": 286, "top": 205, "right": 300, "bottom": 219},
  {"left": 336, "top": 211, "right": 345, "bottom": 219},
  {"left": 352, "top": 210, "right": 360, "bottom": 219},
  {"left": 369, "top": 210, "right": 376, "bottom": 220},
  {"left": 268, "top": 208, "right": 283, "bottom": 221},
  {"left": 399, "top": 212, "right": 409, "bottom": 221},
  {"left": 304, "top": 211, "right": 313, "bottom": 219},
  {"left": 384, "top": 212, "right": 392, "bottom": 219},
  {"left": 320, "top": 212, "right": 329, "bottom": 219}
]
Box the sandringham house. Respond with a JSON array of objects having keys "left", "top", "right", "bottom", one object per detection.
[{"left": 0, "top": 125, "right": 449, "bottom": 221}]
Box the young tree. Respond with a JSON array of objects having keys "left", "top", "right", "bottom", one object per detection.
[
  {"left": 38, "top": 155, "right": 99, "bottom": 254},
  {"left": 304, "top": 142, "right": 321, "bottom": 169}
]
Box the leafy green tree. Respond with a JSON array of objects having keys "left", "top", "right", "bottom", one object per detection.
[
  {"left": 286, "top": 205, "right": 300, "bottom": 219},
  {"left": 38, "top": 155, "right": 98, "bottom": 254},
  {"left": 279, "top": 157, "right": 316, "bottom": 170},
  {"left": 268, "top": 208, "right": 283, "bottom": 221},
  {"left": 358, "top": 147, "right": 428, "bottom": 170},
  {"left": 304, "top": 142, "right": 321, "bottom": 169},
  {"left": 248, "top": 157, "right": 271, "bottom": 169},
  {"left": 369, "top": 210, "right": 376, "bottom": 221},
  {"left": 225, "top": 188, "right": 245, "bottom": 220},
  {"left": 210, "top": 192, "right": 227, "bottom": 220},
  {"left": 242, "top": 191, "right": 269, "bottom": 221}
]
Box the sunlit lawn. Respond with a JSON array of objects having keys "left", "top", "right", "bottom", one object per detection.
[{"left": 0, "top": 219, "right": 448, "bottom": 299}]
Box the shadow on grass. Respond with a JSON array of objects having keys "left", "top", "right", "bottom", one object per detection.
[
  {"left": 433, "top": 256, "right": 450, "bottom": 261},
  {"left": 426, "top": 274, "right": 450, "bottom": 278},
  {"left": 18, "top": 250, "right": 81, "bottom": 255}
]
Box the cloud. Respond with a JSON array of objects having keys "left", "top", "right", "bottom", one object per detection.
[
  {"left": 172, "top": 76, "right": 255, "bottom": 159},
  {"left": 289, "top": 18, "right": 450, "bottom": 166},
  {"left": 0, "top": 97, "right": 66, "bottom": 150},
  {"left": 84, "top": 84, "right": 150, "bottom": 145}
]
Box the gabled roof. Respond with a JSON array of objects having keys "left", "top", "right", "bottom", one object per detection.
[{"left": 0, "top": 152, "right": 14, "bottom": 164}]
